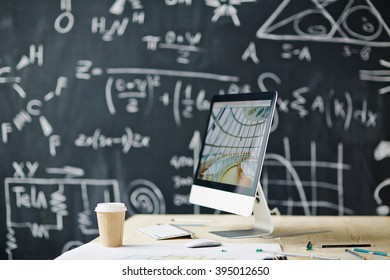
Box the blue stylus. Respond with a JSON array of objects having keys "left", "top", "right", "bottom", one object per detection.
[{"left": 353, "top": 248, "right": 388, "bottom": 257}]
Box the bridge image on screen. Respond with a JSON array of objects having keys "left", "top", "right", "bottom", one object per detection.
[{"left": 197, "top": 102, "right": 271, "bottom": 189}]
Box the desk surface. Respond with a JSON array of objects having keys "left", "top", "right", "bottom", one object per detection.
[{"left": 113, "top": 214, "right": 390, "bottom": 260}]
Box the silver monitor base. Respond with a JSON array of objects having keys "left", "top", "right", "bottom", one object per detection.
[{"left": 210, "top": 184, "right": 274, "bottom": 238}]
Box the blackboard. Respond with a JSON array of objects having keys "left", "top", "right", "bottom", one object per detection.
[{"left": 1, "top": 0, "right": 389, "bottom": 260}]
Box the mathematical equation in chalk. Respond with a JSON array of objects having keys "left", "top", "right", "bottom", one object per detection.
[
  {"left": 105, "top": 76, "right": 213, "bottom": 126},
  {"left": 91, "top": 0, "right": 145, "bottom": 41},
  {"left": 258, "top": 73, "right": 379, "bottom": 131},
  {"left": 74, "top": 127, "right": 150, "bottom": 153},
  {"left": 170, "top": 131, "right": 201, "bottom": 207},
  {"left": 143, "top": 31, "right": 203, "bottom": 64},
  {"left": 75, "top": 60, "right": 248, "bottom": 126}
]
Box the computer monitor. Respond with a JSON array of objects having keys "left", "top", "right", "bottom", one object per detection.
[{"left": 189, "top": 91, "right": 277, "bottom": 238}]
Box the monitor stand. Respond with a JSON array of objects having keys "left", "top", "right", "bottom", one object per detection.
[{"left": 209, "top": 183, "right": 274, "bottom": 238}]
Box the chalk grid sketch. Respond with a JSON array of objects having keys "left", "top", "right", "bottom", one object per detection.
[
  {"left": 4, "top": 178, "right": 119, "bottom": 260},
  {"left": 256, "top": 0, "right": 390, "bottom": 47},
  {"left": 261, "top": 137, "right": 353, "bottom": 216}
]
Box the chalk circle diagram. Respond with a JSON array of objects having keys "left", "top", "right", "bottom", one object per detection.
[
  {"left": 127, "top": 179, "right": 166, "bottom": 214},
  {"left": 256, "top": 0, "right": 390, "bottom": 47}
]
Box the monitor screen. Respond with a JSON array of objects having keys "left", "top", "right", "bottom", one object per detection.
[{"left": 193, "top": 93, "right": 276, "bottom": 198}]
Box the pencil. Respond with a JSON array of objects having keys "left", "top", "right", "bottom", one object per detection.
[
  {"left": 316, "top": 244, "right": 371, "bottom": 248},
  {"left": 345, "top": 249, "right": 365, "bottom": 260}
]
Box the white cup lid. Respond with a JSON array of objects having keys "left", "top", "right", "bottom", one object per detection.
[{"left": 95, "top": 202, "right": 127, "bottom": 212}]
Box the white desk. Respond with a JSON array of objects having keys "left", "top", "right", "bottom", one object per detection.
[{"left": 58, "top": 214, "right": 390, "bottom": 260}]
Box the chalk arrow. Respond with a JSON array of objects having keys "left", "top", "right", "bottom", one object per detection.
[
  {"left": 46, "top": 166, "right": 85, "bottom": 177},
  {"left": 109, "top": 0, "right": 126, "bottom": 15},
  {"left": 189, "top": 130, "right": 202, "bottom": 175},
  {"left": 189, "top": 130, "right": 203, "bottom": 215},
  {"left": 16, "top": 55, "right": 30, "bottom": 70}
]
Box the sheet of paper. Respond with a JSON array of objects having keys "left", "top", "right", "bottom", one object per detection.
[{"left": 56, "top": 242, "right": 282, "bottom": 260}]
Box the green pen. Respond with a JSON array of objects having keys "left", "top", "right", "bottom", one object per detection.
[{"left": 353, "top": 248, "right": 388, "bottom": 257}]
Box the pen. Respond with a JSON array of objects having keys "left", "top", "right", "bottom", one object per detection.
[
  {"left": 171, "top": 218, "right": 213, "bottom": 223},
  {"left": 262, "top": 230, "right": 332, "bottom": 239},
  {"left": 306, "top": 241, "right": 313, "bottom": 251},
  {"left": 257, "top": 249, "right": 340, "bottom": 260},
  {"left": 172, "top": 223, "right": 205, "bottom": 227},
  {"left": 316, "top": 243, "right": 371, "bottom": 248},
  {"left": 345, "top": 249, "right": 365, "bottom": 260},
  {"left": 353, "top": 248, "right": 389, "bottom": 257}
]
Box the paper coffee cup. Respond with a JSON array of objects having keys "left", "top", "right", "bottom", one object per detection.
[{"left": 95, "top": 203, "right": 127, "bottom": 247}]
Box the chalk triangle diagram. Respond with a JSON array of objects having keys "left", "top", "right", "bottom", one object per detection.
[{"left": 256, "top": 0, "right": 390, "bottom": 47}]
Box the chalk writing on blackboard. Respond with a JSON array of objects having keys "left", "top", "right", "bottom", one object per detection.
[
  {"left": 258, "top": 72, "right": 378, "bottom": 131},
  {"left": 343, "top": 45, "right": 371, "bottom": 61},
  {"left": 92, "top": 17, "right": 130, "bottom": 41},
  {"left": 374, "top": 141, "right": 390, "bottom": 161},
  {"left": 110, "top": 0, "right": 145, "bottom": 24},
  {"left": 374, "top": 179, "right": 390, "bottom": 216},
  {"left": 360, "top": 59, "right": 390, "bottom": 95},
  {"left": 54, "top": 0, "right": 74, "bottom": 34},
  {"left": 143, "top": 31, "right": 203, "bottom": 64},
  {"left": 205, "top": 0, "right": 256, "bottom": 27},
  {"left": 4, "top": 177, "right": 120, "bottom": 260},
  {"left": 74, "top": 127, "right": 150, "bottom": 154},
  {"left": 281, "top": 44, "right": 312, "bottom": 61},
  {"left": 2, "top": 75, "right": 67, "bottom": 156},
  {"left": 171, "top": 130, "right": 201, "bottom": 210},
  {"left": 241, "top": 42, "right": 260, "bottom": 64},
  {"left": 262, "top": 138, "right": 352, "bottom": 216},
  {"left": 256, "top": 0, "right": 390, "bottom": 47},
  {"left": 15, "top": 44, "right": 43, "bottom": 70},
  {"left": 1, "top": 0, "right": 389, "bottom": 261},
  {"left": 0, "top": 67, "right": 20, "bottom": 84},
  {"left": 102, "top": 68, "right": 239, "bottom": 125},
  {"left": 75, "top": 60, "right": 103, "bottom": 80},
  {"left": 46, "top": 166, "right": 85, "bottom": 178},
  {"left": 127, "top": 179, "right": 166, "bottom": 215},
  {"left": 12, "top": 162, "right": 39, "bottom": 178}
]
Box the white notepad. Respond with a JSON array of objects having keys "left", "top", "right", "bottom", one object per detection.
[
  {"left": 56, "top": 242, "right": 282, "bottom": 260},
  {"left": 137, "top": 224, "right": 194, "bottom": 240}
]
